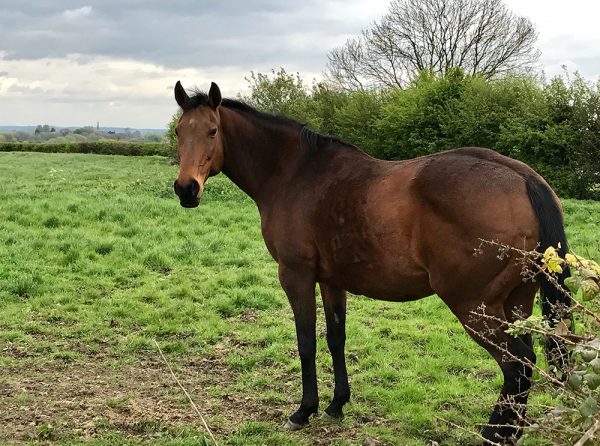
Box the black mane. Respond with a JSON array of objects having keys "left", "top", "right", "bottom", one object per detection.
[
  {"left": 181, "top": 90, "right": 359, "bottom": 154},
  {"left": 180, "top": 90, "right": 210, "bottom": 111}
]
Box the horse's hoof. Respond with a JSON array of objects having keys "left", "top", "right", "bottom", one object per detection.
[
  {"left": 284, "top": 419, "right": 305, "bottom": 431},
  {"left": 322, "top": 411, "right": 343, "bottom": 421}
]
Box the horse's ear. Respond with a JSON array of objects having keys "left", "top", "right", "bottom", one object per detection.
[
  {"left": 174, "top": 81, "right": 189, "bottom": 108},
  {"left": 208, "top": 82, "right": 222, "bottom": 109}
]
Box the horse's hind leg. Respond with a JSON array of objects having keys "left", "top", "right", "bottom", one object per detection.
[
  {"left": 484, "top": 282, "right": 538, "bottom": 442},
  {"left": 320, "top": 283, "right": 350, "bottom": 418},
  {"left": 482, "top": 324, "right": 535, "bottom": 445},
  {"left": 451, "top": 284, "right": 536, "bottom": 445}
]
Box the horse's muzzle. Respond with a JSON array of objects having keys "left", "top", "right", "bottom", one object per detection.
[{"left": 173, "top": 179, "right": 201, "bottom": 208}]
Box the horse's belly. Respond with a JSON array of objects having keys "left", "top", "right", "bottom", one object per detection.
[{"left": 318, "top": 261, "right": 434, "bottom": 302}]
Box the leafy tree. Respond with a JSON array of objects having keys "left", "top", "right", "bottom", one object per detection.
[
  {"left": 375, "top": 69, "right": 470, "bottom": 158},
  {"left": 166, "top": 110, "right": 181, "bottom": 159},
  {"left": 240, "top": 68, "right": 323, "bottom": 129},
  {"left": 144, "top": 133, "right": 163, "bottom": 143},
  {"left": 308, "top": 83, "right": 350, "bottom": 135},
  {"left": 561, "top": 74, "right": 600, "bottom": 198},
  {"left": 15, "top": 131, "right": 30, "bottom": 142},
  {"left": 330, "top": 89, "right": 388, "bottom": 156},
  {"left": 67, "top": 134, "right": 87, "bottom": 142},
  {"left": 73, "top": 126, "right": 94, "bottom": 136}
]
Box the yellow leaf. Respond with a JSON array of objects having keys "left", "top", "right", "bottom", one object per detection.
[
  {"left": 543, "top": 246, "right": 557, "bottom": 259},
  {"left": 581, "top": 280, "right": 600, "bottom": 302},
  {"left": 542, "top": 246, "right": 564, "bottom": 274},
  {"left": 590, "top": 260, "right": 600, "bottom": 276},
  {"left": 549, "top": 261, "right": 563, "bottom": 274},
  {"left": 565, "top": 252, "right": 600, "bottom": 277},
  {"left": 565, "top": 253, "right": 580, "bottom": 268}
]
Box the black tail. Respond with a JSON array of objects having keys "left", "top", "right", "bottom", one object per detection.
[{"left": 526, "top": 176, "right": 572, "bottom": 371}]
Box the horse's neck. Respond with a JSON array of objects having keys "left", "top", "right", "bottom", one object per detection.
[{"left": 220, "top": 108, "right": 305, "bottom": 204}]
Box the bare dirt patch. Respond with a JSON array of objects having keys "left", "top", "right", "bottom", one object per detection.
[
  {"left": 1, "top": 351, "right": 255, "bottom": 444},
  {"left": 0, "top": 348, "right": 381, "bottom": 445}
]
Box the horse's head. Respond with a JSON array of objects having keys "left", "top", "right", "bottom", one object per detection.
[{"left": 173, "top": 81, "right": 224, "bottom": 208}]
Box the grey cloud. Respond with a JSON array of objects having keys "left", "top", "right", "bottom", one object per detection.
[{"left": 0, "top": 1, "right": 359, "bottom": 72}]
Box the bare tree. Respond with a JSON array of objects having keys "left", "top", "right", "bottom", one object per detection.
[{"left": 326, "top": 0, "right": 540, "bottom": 90}]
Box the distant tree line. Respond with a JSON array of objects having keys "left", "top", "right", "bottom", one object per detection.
[
  {"left": 236, "top": 68, "right": 600, "bottom": 200},
  {"left": 0, "top": 126, "right": 169, "bottom": 158},
  {"left": 0, "top": 126, "right": 165, "bottom": 144}
]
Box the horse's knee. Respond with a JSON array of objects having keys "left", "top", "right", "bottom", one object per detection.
[{"left": 326, "top": 331, "right": 345, "bottom": 352}]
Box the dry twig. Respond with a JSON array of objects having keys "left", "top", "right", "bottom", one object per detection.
[{"left": 574, "top": 418, "right": 600, "bottom": 446}]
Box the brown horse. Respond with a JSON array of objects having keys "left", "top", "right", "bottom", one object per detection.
[{"left": 172, "top": 81, "right": 571, "bottom": 445}]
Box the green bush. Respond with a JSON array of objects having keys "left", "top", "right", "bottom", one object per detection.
[
  {"left": 166, "top": 111, "right": 181, "bottom": 160},
  {"left": 330, "top": 89, "right": 388, "bottom": 157},
  {"left": 375, "top": 69, "right": 469, "bottom": 159},
  {"left": 240, "top": 69, "right": 318, "bottom": 126}
]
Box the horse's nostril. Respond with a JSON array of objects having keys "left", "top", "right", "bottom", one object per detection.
[
  {"left": 190, "top": 180, "right": 200, "bottom": 197},
  {"left": 173, "top": 180, "right": 182, "bottom": 196}
]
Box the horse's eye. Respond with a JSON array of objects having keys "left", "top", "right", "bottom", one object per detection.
[{"left": 208, "top": 128, "right": 218, "bottom": 138}]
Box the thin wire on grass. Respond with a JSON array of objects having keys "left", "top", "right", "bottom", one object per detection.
[{"left": 154, "top": 340, "right": 219, "bottom": 446}]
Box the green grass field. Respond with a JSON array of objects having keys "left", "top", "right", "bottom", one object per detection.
[{"left": 0, "top": 152, "right": 598, "bottom": 446}]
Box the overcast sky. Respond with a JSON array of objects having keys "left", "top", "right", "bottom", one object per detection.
[{"left": 1, "top": 0, "right": 599, "bottom": 128}]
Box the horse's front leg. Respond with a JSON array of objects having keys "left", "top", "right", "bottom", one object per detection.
[
  {"left": 279, "top": 264, "right": 318, "bottom": 430},
  {"left": 320, "top": 283, "right": 350, "bottom": 419}
]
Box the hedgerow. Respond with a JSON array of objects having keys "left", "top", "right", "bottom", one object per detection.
[{"left": 0, "top": 141, "right": 171, "bottom": 157}]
